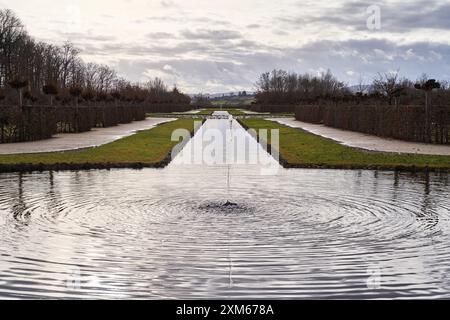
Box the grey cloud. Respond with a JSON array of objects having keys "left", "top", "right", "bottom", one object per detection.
[
  {"left": 180, "top": 29, "right": 242, "bottom": 40},
  {"left": 133, "top": 15, "right": 231, "bottom": 26},
  {"left": 161, "top": 0, "right": 176, "bottom": 8},
  {"left": 57, "top": 31, "right": 117, "bottom": 42},
  {"left": 117, "top": 58, "right": 258, "bottom": 93},
  {"left": 192, "top": 17, "right": 232, "bottom": 26},
  {"left": 272, "top": 30, "right": 290, "bottom": 36},
  {"left": 246, "top": 24, "right": 262, "bottom": 29},
  {"left": 80, "top": 34, "right": 450, "bottom": 93},
  {"left": 146, "top": 32, "right": 177, "bottom": 40},
  {"left": 9, "top": 0, "right": 450, "bottom": 94},
  {"left": 286, "top": 39, "right": 450, "bottom": 83},
  {"left": 79, "top": 37, "right": 273, "bottom": 64},
  {"left": 283, "top": 0, "right": 450, "bottom": 32},
  {"left": 58, "top": 0, "right": 450, "bottom": 93}
]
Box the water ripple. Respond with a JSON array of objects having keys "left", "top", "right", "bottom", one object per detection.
[{"left": 1, "top": 168, "right": 449, "bottom": 299}]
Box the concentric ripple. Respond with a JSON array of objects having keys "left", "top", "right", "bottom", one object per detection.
[{"left": 0, "top": 117, "right": 449, "bottom": 299}]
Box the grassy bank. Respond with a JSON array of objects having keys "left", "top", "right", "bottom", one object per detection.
[
  {"left": 239, "top": 118, "right": 450, "bottom": 172},
  {"left": 0, "top": 119, "right": 196, "bottom": 172}
]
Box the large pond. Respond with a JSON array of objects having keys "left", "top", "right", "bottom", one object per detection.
[{"left": 0, "top": 113, "right": 450, "bottom": 299}]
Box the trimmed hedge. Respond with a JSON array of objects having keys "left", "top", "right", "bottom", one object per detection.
[
  {"left": 0, "top": 104, "right": 147, "bottom": 143},
  {"left": 250, "top": 104, "right": 295, "bottom": 113},
  {"left": 145, "top": 104, "right": 192, "bottom": 113},
  {"left": 295, "top": 104, "right": 450, "bottom": 144},
  {"left": 0, "top": 106, "right": 56, "bottom": 143}
]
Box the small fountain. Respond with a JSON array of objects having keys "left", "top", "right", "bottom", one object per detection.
[{"left": 223, "top": 114, "right": 238, "bottom": 208}]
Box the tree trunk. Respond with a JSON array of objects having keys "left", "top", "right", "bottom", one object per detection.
[
  {"left": 18, "top": 88, "right": 23, "bottom": 108},
  {"left": 425, "top": 91, "right": 430, "bottom": 143},
  {"left": 39, "top": 105, "right": 43, "bottom": 139}
]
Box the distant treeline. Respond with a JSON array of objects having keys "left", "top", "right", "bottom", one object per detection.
[
  {"left": 254, "top": 69, "right": 450, "bottom": 107},
  {"left": 255, "top": 70, "right": 347, "bottom": 105},
  {"left": 0, "top": 9, "right": 191, "bottom": 143}
]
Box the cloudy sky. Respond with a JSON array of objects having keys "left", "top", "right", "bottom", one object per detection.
[{"left": 3, "top": 0, "right": 450, "bottom": 93}]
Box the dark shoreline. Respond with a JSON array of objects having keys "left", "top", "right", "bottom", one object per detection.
[{"left": 0, "top": 161, "right": 168, "bottom": 174}]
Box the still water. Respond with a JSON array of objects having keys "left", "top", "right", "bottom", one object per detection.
[{"left": 0, "top": 113, "right": 450, "bottom": 299}]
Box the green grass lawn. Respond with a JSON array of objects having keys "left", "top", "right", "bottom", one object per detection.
[
  {"left": 196, "top": 108, "right": 246, "bottom": 116},
  {"left": 0, "top": 119, "right": 195, "bottom": 168},
  {"left": 240, "top": 118, "right": 450, "bottom": 171}
]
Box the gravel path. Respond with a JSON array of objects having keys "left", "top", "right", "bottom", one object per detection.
[
  {"left": 0, "top": 118, "right": 175, "bottom": 155},
  {"left": 272, "top": 118, "right": 450, "bottom": 156}
]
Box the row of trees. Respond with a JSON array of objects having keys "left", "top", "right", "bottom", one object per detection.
[
  {"left": 0, "top": 9, "right": 191, "bottom": 108},
  {"left": 254, "top": 69, "right": 449, "bottom": 107},
  {"left": 255, "top": 69, "right": 348, "bottom": 104},
  {"left": 1, "top": 9, "right": 192, "bottom": 144}
]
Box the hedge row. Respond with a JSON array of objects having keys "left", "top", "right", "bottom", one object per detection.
[
  {"left": 249, "top": 104, "right": 296, "bottom": 113},
  {"left": 295, "top": 104, "right": 450, "bottom": 144},
  {"left": 0, "top": 104, "right": 147, "bottom": 143}
]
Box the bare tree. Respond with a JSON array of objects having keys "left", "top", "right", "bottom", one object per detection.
[
  {"left": 372, "top": 72, "right": 410, "bottom": 106},
  {"left": 0, "top": 9, "right": 26, "bottom": 87},
  {"left": 8, "top": 78, "right": 28, "bottom": 108},
  {"left": 415, "top": 75, "right": 441, "bottom": 142},
  {"left": 60, "top": 41, "right": 79, "bottom": 88},
  {"left": 96, "top": 64, "right": 116, "bottom": 92},
  {"left": 255, "top": 69, "right": 346, "bottom": 104}
]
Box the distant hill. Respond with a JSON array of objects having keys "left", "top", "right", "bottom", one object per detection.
[{"left": 189, "top": 91, "right": 256, "bottom": 99}]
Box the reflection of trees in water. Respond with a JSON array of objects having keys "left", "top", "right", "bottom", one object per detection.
[
  {"left": 46, "top": 171, "right": 63, "bottom": 220},
  {"left": 11, "top": 172, "right": 30, "bottom": 226},
  {"left": 393, "top": 171, "right": 400, "bottom": 188},
  {"left": 391, "top": 171, "right": 400, "bottom": 204},
  {"left": 10, "top": 171, "right": 65, "bottom": 226},
  {"left": 419, "top": 172, "right": 439, "bottom": 230},
  {"left": 372, "top": 170, "right": 379, "bottom": 195},
  {"left": 393, "top": 171, "right": 445, "bottom": 231}
]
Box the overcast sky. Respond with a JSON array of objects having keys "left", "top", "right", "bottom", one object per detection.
[{"left": 3, "top": 0, "right": 450, "bottom": 93}]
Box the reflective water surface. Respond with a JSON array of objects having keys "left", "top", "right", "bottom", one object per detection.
[{"left": 0, "top": 114, "right": 450, "bottom": 299}]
